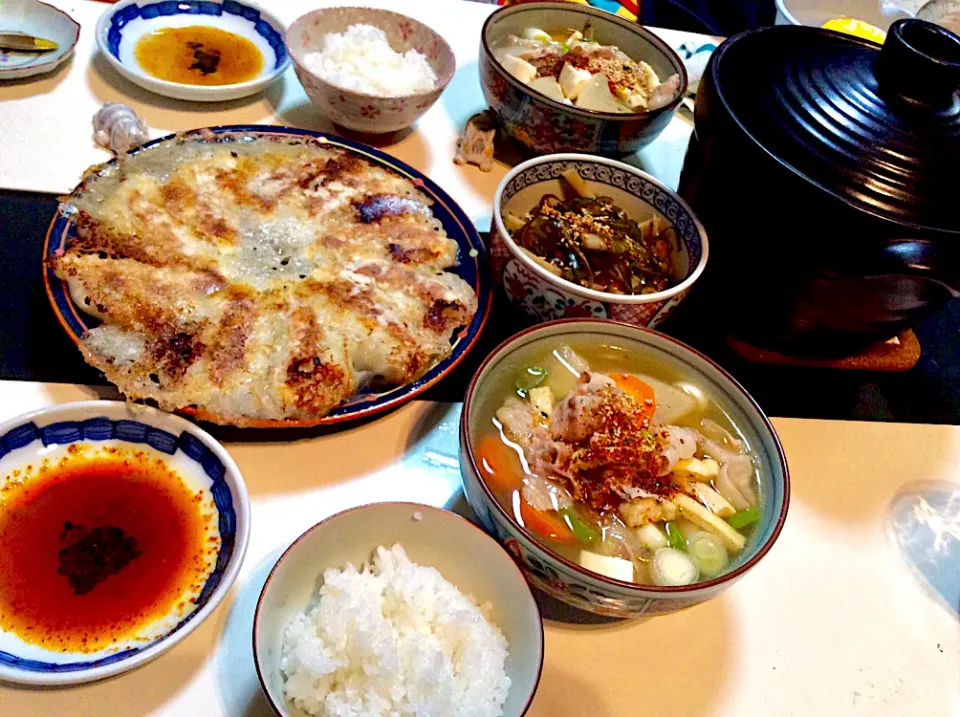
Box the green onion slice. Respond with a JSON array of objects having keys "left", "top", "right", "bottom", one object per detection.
[
  {"left": 515, "top": 366, "right": 548, "bottom": 397},
  {"left": 727, "top": 508, "right": 760, "bottom": 530}
]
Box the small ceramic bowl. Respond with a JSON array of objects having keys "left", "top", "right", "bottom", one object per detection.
[
  {"left": 918, "top": 0, "right": 960, "bottom": 35},
  {"left": 0, "top": 400, "right": 250, "bottom": 685},
  {"left": 0, "top": 0, "right": 80, "bottom": 80},
  {"left": 286, "top": 7, "right": 455, "bottom": 134},
  {"left": 492, "top": 153, "right": 708, "bottom": 328},
  {"left": 95, "top": 0, "right": 290, "bottom": 102},
  {"left": 480, "top": 2, "right": 687, "bottom": 156},
  {"left": 254, "top": 503, "right": 543, "bottom": 716},
  {"left": 459, "top": 319, "right": 790, "bottom": 618}
]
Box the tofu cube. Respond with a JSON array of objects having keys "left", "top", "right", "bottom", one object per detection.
[
  {"left": 558, "top": 63, "right": 592, "bottom": 100},
  {"left": 529, "top": 76, "right": 567, "bottom": 102},
  {"left": 501, "top": 55, "right": 537, "bottom": 85},
  {"left": 579, "top": 551, "right": 635, "bottom": 582},
  {"left": 576, "top": 73, "right": 629, "bottom": 113}
]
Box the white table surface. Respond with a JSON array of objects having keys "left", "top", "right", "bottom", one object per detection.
[
  {"left": 0, "top": 381, "right": 958, "bottom": 715},
  {"left": 0, "top": 0, "right": 696, "bottom": 231}
]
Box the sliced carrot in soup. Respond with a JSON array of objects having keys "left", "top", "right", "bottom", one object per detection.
[
  {"left": 519, "top": 501, "right": 577, "bottom": 544},
  {"left": 477, "top": 436, "right": 523, "bottom": 494},
  {"left": 610, "top": 373, "right": 656, "bottom": 419}
]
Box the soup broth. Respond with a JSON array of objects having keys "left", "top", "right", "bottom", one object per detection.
[{"left": 474, "top": 339, "right": 762, "bottom": 587}]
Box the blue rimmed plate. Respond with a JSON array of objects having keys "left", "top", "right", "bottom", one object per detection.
[
  {"left": 94, "top": 0, "right": 289, "bottom": 101},
  {"left": 0, "top": 401, "right": 250, "bottom": 685},
  {"left": 43, "top": 125, "right": 492, "bottom": 429}
]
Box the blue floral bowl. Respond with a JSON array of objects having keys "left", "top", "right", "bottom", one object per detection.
[
  {"left": 95, "top": 0, "right": 290, "bottom": 102},
  {"left": 480, "top": 3, "right": 687, "bottom": 156},
  {"left": 459, "top": 319, "right": 790, "bottom": 618},
  {"left": 492, "top": 154, "right": 708, "bottom": 329}
]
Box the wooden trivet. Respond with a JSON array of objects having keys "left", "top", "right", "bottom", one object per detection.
[{"left": 726, "top": 330, "right": 921, "bottom": 372}]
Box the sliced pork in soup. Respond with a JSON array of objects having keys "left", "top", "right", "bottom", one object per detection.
[{"left": 475, "top": 343, "right": 761, "bottom": 587}]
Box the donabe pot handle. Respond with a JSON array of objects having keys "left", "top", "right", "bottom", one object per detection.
[
  {"left": 876, "top": 19, "right": 960, "bottom": 110},
  {"left": 859, "top": 274, "right": 960, "bottom": 302},
  {"left": 865, "top": 239, "right": 960, "bottom": 299}
]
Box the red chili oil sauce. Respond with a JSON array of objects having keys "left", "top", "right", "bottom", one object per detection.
[{"left": 0, "top": 447, "right": 218, "bottom": 653}]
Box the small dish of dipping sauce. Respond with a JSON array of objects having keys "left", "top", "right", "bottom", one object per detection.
[
  {"left": 95, "top": 0, "right": 290, "bottom": 102},
  {"left": 0, "top": 400, "right": 249, "bottom": 686},
  {"left": 0, "top": 444, "right": 218, "bottom": 654},
  {"left": 134, "top": 25, "right": 262, "bottom": 86}
]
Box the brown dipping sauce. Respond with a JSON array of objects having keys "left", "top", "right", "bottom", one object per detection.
[
  {"left": 0, "top": 447, "right": 218, "bottom": 653},
  {"left": 135, "top": 26, "right": 263, "bottom": 86}
]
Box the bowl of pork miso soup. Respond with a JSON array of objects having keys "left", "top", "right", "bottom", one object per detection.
[{"left": 459, "top": 319, "right": 789, "bottom": 617}]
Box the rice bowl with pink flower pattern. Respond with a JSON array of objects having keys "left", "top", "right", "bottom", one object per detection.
[{"left": 286, "top": 7, "right": 455, "bottom": 133}]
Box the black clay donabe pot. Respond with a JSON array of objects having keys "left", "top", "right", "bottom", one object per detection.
[{"left": 679, "top": 20, "right": 960, "bottom": 356}]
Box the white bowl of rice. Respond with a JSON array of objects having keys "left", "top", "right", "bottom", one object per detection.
[
  {"left": 286, "top": 8, "right": 456, "bottom": 133},
  {"left": 254, "top": 502, "right": 544, "bottom": 717}
]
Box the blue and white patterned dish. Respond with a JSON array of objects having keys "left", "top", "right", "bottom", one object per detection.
[
  {"left": 0, "top": 401, "right": 250, "bottom": 685},
  {"left": 0, "top": 0, "right": 80, "bottom": 80},
  {"left": 492, "top": 154, "right": 708, "bottom": 329},
  {"left": 94, "top": 0, "right": 289, "bottom": 102},
  {"left": 43, "top": 125, "right": 492, "bottom": 429}
]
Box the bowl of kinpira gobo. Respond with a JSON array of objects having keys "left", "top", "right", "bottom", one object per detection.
[{"left": 492, "top": 153, "right": 708, "bottom": 330}]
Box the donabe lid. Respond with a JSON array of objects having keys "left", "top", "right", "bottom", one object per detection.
[{"left": 710, "top": 20, "right": 960, "bottom": 233}]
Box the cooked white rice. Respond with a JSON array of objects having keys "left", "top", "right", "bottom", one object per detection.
[
  {"left": 304, "top": 24, "right": 438, "bottom": 97},
  {"left": 280, "top": 544, "right": 511, "bottom": 717}
]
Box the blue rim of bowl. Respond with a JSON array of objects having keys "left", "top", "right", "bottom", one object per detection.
[
  {"left": 460, "top": 317, "right": 791, "bottom": 594},
  {"left": 481, "top": 2, "right": 688, "bottom": 121},
  {"left": 43, "top": 125, "right": 492, "bottom": 429},
  {"left": 494, "top": 153, "right": 709, "bottom": 304},
  {"left": 0, "top": 408, "right": 238, "bottom": 674},
  {"left": 252, "top": 501, "right": 545, "bottom": 717},
  {"left": 104, "top": 0, "right": 287, "bottom": 69},
  {"left": 0, "top": 0, "right": 81, "bottom": 78}
]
